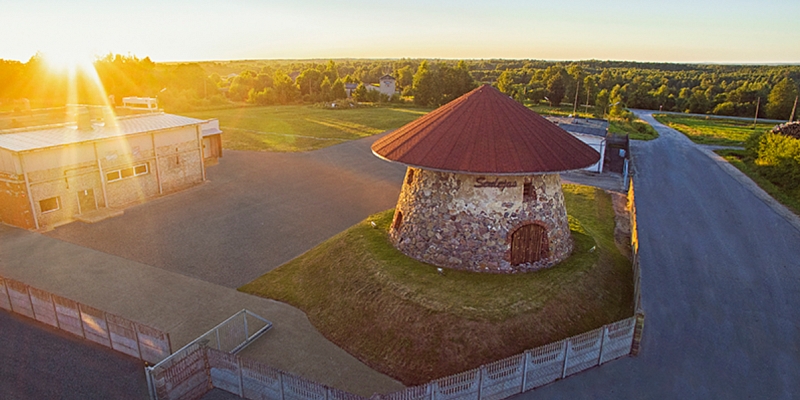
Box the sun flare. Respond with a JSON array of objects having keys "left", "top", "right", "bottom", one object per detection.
[{"left": 41, "top": 48, "right": 96, "bottom": 73}]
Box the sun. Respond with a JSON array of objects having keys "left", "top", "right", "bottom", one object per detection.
[{"left": 41, "top": 48, "right": 96, "bottom": 73}]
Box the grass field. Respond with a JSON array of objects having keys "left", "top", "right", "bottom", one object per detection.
[
  {"left": 185, "top": 105, "right": 432, "bottom": 152},
  {"left": 653, "top": 114, "right": 774, "bottom": 146},
  {"left": 240, "top": 184, "right": 634, "bottom": 385},
  {"left": 716, "top": 149, "right": 800, "bottom": 216}
]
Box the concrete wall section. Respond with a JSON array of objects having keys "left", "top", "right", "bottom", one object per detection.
[
  {"left": 390, "top": 168, "right": 572, "bottom": 273},
  {"left": 0, "top": 171, "right": 34, "bottom": 229}
]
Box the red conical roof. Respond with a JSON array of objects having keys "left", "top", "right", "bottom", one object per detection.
[{"left": 372, "top": 85, "right": 600, "bottom": 174}]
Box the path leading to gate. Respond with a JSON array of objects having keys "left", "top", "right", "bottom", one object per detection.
[{"left": 515, "top": 111, "right": 800, "bottom": 399}]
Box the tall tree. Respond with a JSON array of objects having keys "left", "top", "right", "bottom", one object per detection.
[
  {"left": 412, "top": 61, "right": 442, "bottom": 107},
  {"left": 766, "top": 77, "right": 799, "bottom": 120},
  {"left": 546, "top": 74, "right": 565, "bottom": 106}
]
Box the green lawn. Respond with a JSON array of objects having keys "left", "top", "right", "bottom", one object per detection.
[
  {"left": 239, "top": 184, "right": 634, "bottom": 385},
  {"left": 716, "top": 149, "right": 800, "bottom": 216},
  {"left": 185, "top": 105, "right": 432, "bottom": 152},
  {"left": 654, "top": 114, "right": 774, "bottom": 146}
]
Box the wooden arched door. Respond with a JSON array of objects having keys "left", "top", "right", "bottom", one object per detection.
[{"left": 510, "top": 224, "right": 548, "bottom": 265}]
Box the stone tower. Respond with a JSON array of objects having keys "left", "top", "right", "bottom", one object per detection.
[{"left": 371, "top": 85, "right": 600, "bottom": 273}]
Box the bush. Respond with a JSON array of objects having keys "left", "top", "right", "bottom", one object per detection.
[{"left": 754, "top": 132, "right": 800, "bottom": 189}]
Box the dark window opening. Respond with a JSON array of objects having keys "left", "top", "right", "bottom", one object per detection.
[
  {"left": 406, "top": 169, "right": 415, "bottom": 185},
  {"left": 134, "top": 164, "right": 148, "bottom": 175},
  {"left": 121, "top": 167, "right": 134, "bottom": 179},
  {"left": 40, "top": 197, "right": 60, "bottom": 213},
  {"left": 393, "top": 211, "right": 404, "bottom": 230},
  {"left": 523, "top": 183, "right": 536, "bottom": 202}
]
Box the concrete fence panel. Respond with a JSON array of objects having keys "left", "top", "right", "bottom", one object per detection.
[
  {"left": 328, "top": 388, "right": 367, "bottom": 400},
  {"left": 0, "top": 277, "right": 13, "bottom": 311},
  {"left": 523, "top": 340, "right": 566, "bottom": 390},
  {"left": 432, "top": 368, "right": 480, "bottom": 400},
  {"left": 79, "top": 303, "right": 112, "bottom": 347},
  {"left": 479, "top": 354, "right": 524, "bottom": 400},
  {"left": 151, "top": 344, "right": 210, "bottom": 400},
  {"left": 383, "top": 384, "right": 431, "bottom": 400},
  {"left": 564, "top": 328, "right": 603, "bottom": 377},
  {"left": 599, "top": 317, "right": 636, "bottom": 364},
  {"left": 107, "top": 313, "right": 142, "bottom": 359},
  {"left": 28, "top": 286, "right": 58, "bottom": 328},
  {"left": 137, "top": 323, "right": 173, "bottom": 365},
  {"left": 281, "top": 372, "right": 327, "bottom": 400},
  {"left": 52, "top": 295, "right": 84, "bottom": 338},
  {"left": 208, "top": 349, "right": 242, "bottom": 396},
  {"left": 240, "top": 357, "right": 283, "bottom": 400},
  {"left": 6, "top": 279, "right": 35, "bottom": 319}
]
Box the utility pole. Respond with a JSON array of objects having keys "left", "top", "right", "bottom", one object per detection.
[
  {"left": 790, "top": 95, "right": 798, "bottom": 122},
  {"left": 753, "top": 97, "right": 760, "bottom": 129},
  {"left": 584, "top": 85, "right": 591, "bottom": 116},
  {"left": 572, "top": 80, "right": 580, "bottom": 116}
]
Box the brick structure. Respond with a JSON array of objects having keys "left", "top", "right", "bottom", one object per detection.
[
  {"left": 0, "top": 109, "right": 222, "bottom": 231},
  {"left": 372, "top": 85, "right": 600, "bottom": 273}
]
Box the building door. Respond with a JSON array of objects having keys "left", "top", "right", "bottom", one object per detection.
[
  {"left": 77, "top": 189, "right": 97, "bottom": 214},
  {"left": 510, "top": 224, "right": 548, "bottom": 265}
]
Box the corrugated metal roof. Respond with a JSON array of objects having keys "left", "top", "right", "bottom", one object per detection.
[
  {"left": 0, "top": 113, "right": 205, "bottom": 152},
  {"left": 371, "top": 85, "right": 601, "bottom": 174}
]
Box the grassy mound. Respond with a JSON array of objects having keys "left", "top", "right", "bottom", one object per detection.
[{"left": 240, "top": 184, "right": 634, "bottom": 385}]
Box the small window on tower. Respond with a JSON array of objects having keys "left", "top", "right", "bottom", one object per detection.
[
  {"left": 393, "top": 211, "right": 404, "bottom": 230},
  {"left": 523, "top": 182, "right": 536, "bottom": 202},
  {"left": 406, "top": 169, "right": 415, "bottom": 185}
]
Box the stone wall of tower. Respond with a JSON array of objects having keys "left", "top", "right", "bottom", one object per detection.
[{"left": 390, "top": 167, "right": 573, "bottom": 273}]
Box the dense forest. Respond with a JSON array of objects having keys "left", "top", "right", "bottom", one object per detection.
[{"left": 1, "top": 55, "right": 798, "bottom": 120}]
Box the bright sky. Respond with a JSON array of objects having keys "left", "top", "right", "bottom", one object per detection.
[{"left": 2, "top": 0, "right": 799, "bottom": 64}]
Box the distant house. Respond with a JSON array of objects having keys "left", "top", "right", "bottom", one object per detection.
[
  {"left": 347, "top": 75, "right": 397, "bottom": 98},
  {"left": 0, "top": 107, "right": 222, "bottom": 231},
  {"left": 546, "top": 117, "right": 608, "bottom": 173}
]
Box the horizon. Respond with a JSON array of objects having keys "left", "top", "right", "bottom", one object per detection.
[{"left": 3, "top": 0, "right": 799, "bottom": 65}]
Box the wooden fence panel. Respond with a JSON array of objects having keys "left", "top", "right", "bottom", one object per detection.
[
  {"left": 432, "top": 368, "right": 480, "bottom": 400},
  {"left": 480, "top": 354, "right": 524, "bottom": 400},
  {"left": 107, "top": 313, "right": 141, "bottom": 359},
  {"left": 79, "top": 303, "right": 111, "bottom": 347},
  {"left": 53, "top": 295, "right": 84, "bottom": 338},
  {"left": 208, "top": 349, "right": 242, "bottom": 396},
  {"left": 564, "top": 328, "right": 603, "bottom": 377},
  {"left": 137, "top": 323, "right": 172, "bottom": 365},
  {"left": 0, "top": 277, "right": 12, "bottom": 311},
  {"left": 281, "top": 372, "right": 327, "bottom": 400},
  {"left": 523, "top": 340, "right": 566, "bottom": 391},
  {"left": 600, "top": 318, "right": 636, "bottom": 364},
  {"left": 240, "top": 358, "right": 283, "bottom": 400},
  {"left": 6, "top": 279, "right": 34, "bottom": 319},
  {"left": 152, "top": 345, "right": 209, "bottom": 400},
  {"left": 28, "top": 286, "right": 58, "bottom": 328}
]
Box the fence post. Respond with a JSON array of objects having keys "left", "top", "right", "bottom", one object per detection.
[
  {"left": 520, "top": 351, "right": 530, "bottom": 392},
  {"left": 25, "top": 284, "right": 37, "bottom": 320},
  {"left": 215, "top": 327, "right": 221, "bottom": 350},
  {"left": 103, "top": 312, "right": 113, "bottom": 347},
  {"left": 630, "top": 312, "right": 646, "bottom": 356},
  {"left": 426, "top": 382, "right": 434, "bottom": 400},
  {"left": 279, "top": 371, "right": 285, "bottom": 400},
  {"left": 561, "top": 340, "right": 571, "bottom": 379},
  {"left": 49, "top": 294, "right": 61, "bottom": 330},
  {"left": 478, "top": 366, "right": 485, "bottom": 399},
  {"left": 145, "top": 366, "right": 157, "bottom": 400},
  {"left": 1, "top": 279, "right": 10, "bottom": 311},
  {"left": 597, "top": 325, "right": 608, "bottom": 365},
  {"left": 244, "top": 311, "right": 249, "bottom": 342},
  {"left": 237, "top": 356, "right": 245, "bottom": 397}
]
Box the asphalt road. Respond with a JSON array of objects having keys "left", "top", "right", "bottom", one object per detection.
[
  {"left": 0, "top": 310, "right": 148, "bottom": 400},
  {"left": 514, "top": 111, "right": 800, "bottom": 399},
  {"left": 45, "top": 134, "right": 407, "bottom": 288}
]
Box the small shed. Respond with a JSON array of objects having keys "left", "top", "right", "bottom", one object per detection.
[{"left": 372, "top": 85, "right": 599, "bottom": 273}]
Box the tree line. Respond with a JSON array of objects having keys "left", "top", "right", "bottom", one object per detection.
[{"left": 1, "top": 56, "right": 798, "bottom": 120}]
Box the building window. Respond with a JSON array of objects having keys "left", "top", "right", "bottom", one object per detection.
[
  {"left": 393, "top": 211, "right": 403, "bottom": 230},
  {"left": 107, "top": 163, "right": 149, "bottom": 182},
  {"left": 523, "top": 183, "right": 537, "bottom": 202},
  {"left": 40, "top": 197, "right": 60, "bottom": 213},
  {"left": 406, "top": 169, "right": 415, "bottom": 185}
]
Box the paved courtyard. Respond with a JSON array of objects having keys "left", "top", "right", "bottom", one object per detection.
[{"left": 44, "top": 134, "right": 407, "bottom": 288}]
